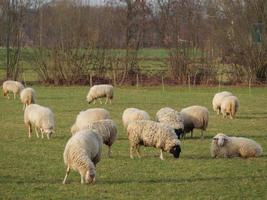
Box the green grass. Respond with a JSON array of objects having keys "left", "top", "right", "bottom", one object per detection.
[{"left": 0, "top": 86, "right": 267, "bottom": 199}]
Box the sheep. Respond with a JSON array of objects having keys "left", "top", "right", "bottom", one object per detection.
[
  {"left": 20, "top": 87, "right": 36, "bottom": 110},
  {"left": 72, "top": 119, "right": 117, "bottom": 157},
  {"left": 127, "top": 120, "right": 181, "bottom": 160},
  {"left": 71, "top": 108, "right": 111, "bottom": 134},
  {"left": 212, "top": 91, "right": 233, "bottom": 115},
  {"left": 86, "top": 84, "right": 114, "bottom": 104},
  {"left": 122, "top": 108, "right": 150, "bottom": 129},
  {"left": 2, "top": 80, "right": 24, "bottom": 99},
  {"left": 180, "top": 105, "right": 209, "bottom": 140},
  {"left": 63, "top": 129, "right": 102, "bottom": 184},
  {"left": 211, "top": 133, "right": 263, "bottom": 158},
  {"left": 24, "top": 104, "right": 55, "bottom": 139},
  {"left": 155, "top": 107, "right": 184, "bottom": 139},
  {"left": 220, "top": 95, "right": 240, "bottom": 119}
]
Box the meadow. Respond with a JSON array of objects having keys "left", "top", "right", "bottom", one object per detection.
[{"left": 0, "top": 86, "right": 267, "bottom": 199}]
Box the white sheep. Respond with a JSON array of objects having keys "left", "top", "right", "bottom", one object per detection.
[
  {"left": 63, "top": 129, "right": 102, "bottom": 184},
  {"left": 2, "top": 80, "right": 24, "bottom": 99},
  {"left": 86, "top": 84, "right": 114, "bottom": 104},
  {"left": 127, "top": 120, "right": 181, "bottom": 160},
  {"left": 211, "top": 133, "right": 263, "bottom": 158},
  {"left": 72, "top": 119, "right": 117, "bottom": 157},
  {"left": 24, "top": 104, "right": 55, "bottom": 139},
  {"left": 180, "top": 105, "right": 209, "bottom": 140},
  {"left": 20, "top": 87, "right": 36, "bottom": 110},
  {"left": 122, "top": 108, "right": 150, "bottom": 129},
  {"left": 212, "top": 91, "right": 233, "bottom": 115},
  {"left": 155, "top": 107, "right": 184, "bottom": 139},
  {"left": 71, "top": 108, "right": 111, "bottom": 134},
  {"left": 220, "top": 95, "right": 240, "bottom": 119}
]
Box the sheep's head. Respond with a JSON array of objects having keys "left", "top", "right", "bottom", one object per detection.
[
  {"left": 86, "top": 96, "right": 93, "bottom": 104},
  {"left": 41, "top": 127, "right": 54, "bottom": 139},
  {"left": 3, "top": 90, "right": 8, "bottom": 96},
  {"left": 174, "top": 128, "right": 184, "bottom": 139},
  {"left": 169, "top": 145, "right": 181, "bottom": 158},
  {"left": 85, "top": 168, "right": 96, "bottom": 184},
  {"left": 213, "top": 133, "right": 228, "bottom": 147}
]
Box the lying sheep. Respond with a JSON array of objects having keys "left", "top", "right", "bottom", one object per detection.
[
  {"left": 63, "top": 129, "right": 102, "bottom": 184},
  {"left": 2, "top": 80, "right": 24, "bottom": 99},
  {"left": 155, "top": 107, "right": 184, "bottom": 139},
  {"left": 24, "top": 104, "right": 55, "bottom": 139},
  {"left": 20, "top": 87, "right": 36, "bottom": 110},
  {"left": 122, "top": 108, "right": 150, "bottom": 129},
  {"left": 221, "top": 95, "right": 239, "bottom": 119},
  {"left": 180, "top": 105, "right": 209, "bottom": 140},
  {"left": 127, "top": 120, "right": 181, "bottom": 160},
  {"left": 71, "top": 108, "right": 111, "bottom": 134},
  {"left": 212, "top": 91, "right": 233, "bottom": 115},
  {"left": 86, "top": 84, "right": 114, "bottom": 104},
  {"left": 72, "top": 119, "right": 117, "bottom": 157},
  {"left": 211, "top": 133, "right": 263, "bottom": 158}
]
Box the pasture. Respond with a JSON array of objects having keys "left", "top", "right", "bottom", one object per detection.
[{"left": 0, "top": 86, "right": 267, "bottom": 199}]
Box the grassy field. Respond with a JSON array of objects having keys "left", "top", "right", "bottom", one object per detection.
[{"left": 0, "top": 86, "right": 267, "bottom": 199}]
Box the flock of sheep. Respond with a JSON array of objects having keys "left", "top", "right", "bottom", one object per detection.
[{"left": 2, "top": 80, "right": 263, "bottom": 185}]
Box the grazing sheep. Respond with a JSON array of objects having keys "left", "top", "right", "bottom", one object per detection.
[
  {"left": 127, "top": 120, "right": 181, "bottom": 160},
  {"left": 212, "top": 91, "right": 233, "bottom": 115},
  {"left": 122, "top": 108, "right": 150, "bottom": 129},
  {"left": 2, "top": 80, "right": 24, "bottom": 99},
  {"left": 221, "top": 95, "right": 240, "bottom": 119},
  {"left": 71, "top": 108, "right": 111, "bottom": 134},
  {"left": 180, "top": 105, "right": 209, "bottom": 140},
  {"left": 72, "top": 119, "right": 117, "bottom": 157},
  {"left": 155, "top": 107, "right": 184, "bottom": 139},
  {"left": 24, "top": 104, "right": 55, "bottom": 139},
  {"left": 20, "top": 87, "right": 36, "bottom": 110},
  {"left": 63, "top": 129, "right": 102, "bottom": 184},
  {"left": 86, "top": 84, "right": 114, "bottom": 104},
  {"left": 211, "top": 133, "right": 263, "bottom": 158}
]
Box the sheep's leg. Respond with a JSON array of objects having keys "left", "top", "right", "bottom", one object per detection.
[
  {"left": 108, "top": 146, "right": 111, "bottom": 157},
  {"left": 160, "top": 149, "right": 164, "bottom": 160},
  {"left": 93, "top": 100, "right": 96, "bottom": 104},
  {"left": 41, "top": 130, "right": 44, "bottom": 139},
  {"left": 105, "top": 97, "right": 108, "bottom": 104},
  {"left": 23, "top": 104, "right": 25, "bottom": 111},
  {"left": 190, "top": 130, "right": 193, "bottom": 138},
  {"left": 136, "top": 145, "right": 141, "bottom": 158},
  {"left": 99, "top": 99, "right": 102, "bottom": 104},
  {"left": 201, "top": 130, "right": 204, "bottom": 140},
  {"left": 62, "top": 166, "right": 70, "bottom": 184},
  {"left": 28, "top": 123, "right": 32, "bottom": 138},
  {"left": 80, "top": 175, "right": 85, "bottom": 184},
  {"left": 13, "top": 93, "right": 16, "bottom": 100},
  {"left": 35, "top": 127, "right": 39, "bottom": 138},
  {"left": 130, "top": 146, "right": 134, "bottom": 159},
  {"left": 109, "top": 98, "right": 112, "bottom": 104}
]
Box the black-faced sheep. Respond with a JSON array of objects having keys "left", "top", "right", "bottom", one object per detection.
[{"left": 127, "top": 120, "right": 181, "bottom": 160}]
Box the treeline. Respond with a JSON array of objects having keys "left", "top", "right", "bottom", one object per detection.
[{"left": 0, "top": 0, "right": 266, "bottom": 85}]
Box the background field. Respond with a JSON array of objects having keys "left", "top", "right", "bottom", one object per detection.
[{"left": 0, "top": 86, "right": 267, "bottom": 199}]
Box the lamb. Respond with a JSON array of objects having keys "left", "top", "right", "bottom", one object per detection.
[
  {"left": 72, "top": 119, "right": 117, "bottom": 157},
  {"left": 155, "top": 107, "right": 184, "bottom": 139},
  {"left": 86, "top": 84, "right": 114, "bottom": 104},
  {"left": 212, "top": 91, "right": 233, "bottom": 115},
  {"left": 63, "top": 129, "right": 102, "bottom": 184},
  {"left": 2, "top": 80, "right": 24, "bottom": 99},
  {"left": 211, "top": 133, "right": 263, "bottom": 158},
  {"left": 122, "top": 108, "right": 150, "bottom": 129},
  {"left": 220, "top": 95, "right": 240, "bottom": 119},
  {"left": 24, "top": 104, "right": 55, "bottom": 139},
  {"left": 180, "top": 105, "right": 209, "bottom": 140},
  {"left": 71, "top": 108, "right": 111, "bottom": 134},
  {"left": 20, "top": 87, "right": 36, "bottom": 110},
  {"left": 127, "top": 120, "right": 181, "bottom": 160}
]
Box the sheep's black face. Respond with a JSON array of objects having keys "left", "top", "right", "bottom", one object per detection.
[
  {"left": 174, "top": 129, "right": 184, "bottom": 139},
  {"left": 170, "top": 145, "right": 181, "bottom": 158}
]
